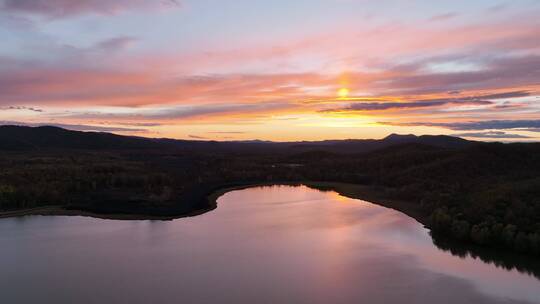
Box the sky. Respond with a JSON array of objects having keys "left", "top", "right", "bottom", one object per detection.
[{"left": 0, "top": 0, "right": 539, "bottom": 141}]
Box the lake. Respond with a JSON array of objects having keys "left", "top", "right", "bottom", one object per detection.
[{"left": 1, "top": 185, "right": 539, "bottom": 303}]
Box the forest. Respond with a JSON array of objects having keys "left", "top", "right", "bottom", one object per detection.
[{"left": 1, "top": 126, "right": 539, "bottom": 257}]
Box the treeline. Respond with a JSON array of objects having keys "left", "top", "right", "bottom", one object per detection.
[
  {"left": 0, "top": 152, "right": 178, "bottom": 212},
  {"left": 429, "top": 178, "right": 540, "bottom": 255}
]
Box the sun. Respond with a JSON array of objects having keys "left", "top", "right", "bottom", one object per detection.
[{"left": 338, "top": 88, "right": 350, "bottom": 98}]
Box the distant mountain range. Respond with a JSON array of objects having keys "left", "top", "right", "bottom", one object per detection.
[{"left": 0, "top": 125, "right": 474, "bottom": 153}]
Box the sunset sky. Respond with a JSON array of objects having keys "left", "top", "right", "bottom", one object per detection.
[{"left": 1, "top": 0, "right": 539, "bottom": 141}]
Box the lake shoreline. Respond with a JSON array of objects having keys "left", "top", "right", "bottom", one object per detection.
[
  {"left": 0, "top": 205, "right": 211, "bottom": 221},
  {"left": 0, "top": 181, "right": 429, "bottom": 226},
  {"left": 207, "top": 181, "right": 430, "bottom": 226}
]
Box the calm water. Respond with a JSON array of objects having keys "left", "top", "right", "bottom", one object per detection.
[{"left": 1, "top": 185, "right": 539, "bottom": 304}]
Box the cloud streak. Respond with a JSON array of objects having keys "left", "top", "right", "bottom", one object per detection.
[
  {"left": 0, "top": 121, "right": 147, "bottom": 132},
  {"left": 0, "top": 0, "right": 179, "bottom": 18},
  {"left": 321, "top": 91, "right": 530, "bottom": 112},
  {"left": 381, "top": 120, "right": 540, "bottom": 132},
  {"left": 452, "top": 131, "right": 531, "bottom": 139},
  {"left": 1, "top": 106, "right": 43, "bottom": 112},
  {"left": 96, "top": 36, "right": 138, "bottom": 52},
  {"left": 57, "top": 101, "right": 296, "bottom": 124}
]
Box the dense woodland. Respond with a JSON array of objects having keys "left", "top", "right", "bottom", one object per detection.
[{"left": 1, "top": 126, "right": 540, "bottom": 258}]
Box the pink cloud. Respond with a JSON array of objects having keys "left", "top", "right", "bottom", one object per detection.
[
  {"left": 1, "top": 52, "right": 539, "bottom": 113},
  {"left": 1, "top": 7, "right": 539, "bottom": 136}
]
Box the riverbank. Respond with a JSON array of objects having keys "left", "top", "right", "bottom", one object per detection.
[
  {"left": 303, "top": 182, "right": 430, "bottom": 226},
  {"left": 0, "top": 182, "right": 429, "bottom": 226},
  {"left": 0, "top": 205, "right": 182, "bottom": 220}
]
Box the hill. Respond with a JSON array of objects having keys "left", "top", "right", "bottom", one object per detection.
[{"left": 0, "top": 125, "right": 473, "bottom": 153}]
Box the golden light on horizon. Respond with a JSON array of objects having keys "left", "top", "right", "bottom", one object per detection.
[{"left": 338, "top": 88, "right": 350, "bottom": 99}]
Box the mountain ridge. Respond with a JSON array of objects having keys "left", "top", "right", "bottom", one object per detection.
[{"left": 0, "top": 125, "right": 474, "bottom": 153}]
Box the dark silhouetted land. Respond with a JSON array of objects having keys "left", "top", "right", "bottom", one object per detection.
[{"left": 1, "top": 125, "right": 539, "bottom": 257}]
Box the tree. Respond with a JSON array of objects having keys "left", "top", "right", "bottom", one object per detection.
[
  {"left": 451, "top": 220, "right": 470, "bottom": 240},
  {"left": 431, "top": 208, "right": 452, "bottom": 232},
  {"left": 471, "top": 224, "right": 491, "bottom": 245},
  {"left": 502, "top": 224, "right": 517, "bottom": 247},
  {"left": 515, "top": 232, "right": 530, "bottom": 252},
  {"left": 528, "top": 233, "right": 540, "bottom": 255}
]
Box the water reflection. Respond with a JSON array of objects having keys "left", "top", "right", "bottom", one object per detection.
[
  {"left": 0, "top": 185, "right": 538, "bottom": 304},
  {"left": 432, "top": 233, "right": 540, "bottom": 280}
]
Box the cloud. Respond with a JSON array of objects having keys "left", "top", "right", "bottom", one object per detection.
[
  {"left": 57, "top": 101, "right": 296, "bottom": 124},
  {"left": 522, "top": 128, "right": 540, "bottom": 133},
  {"left": 480, "top": 91, "right": 531, "bottom": 99},
  {"left": 0, "top": 56, "right": 327, "bottom": 107},
  {"left": 451, "top": 131, "right": 531, "bottom": 139},
  {"left": 1, "top": 106, "right": 43, "bottom": 112},
  {"left": 380, "top": 120, "right": 540, "bottom": 132},
  {"left": 96, "top": 36, "right": 138, "bottom": 52},
  {"left": 145, "top": 102, "right": 293, "bottom": 120},
  {"left": 188, "top": 135, "right": 207, "bottom": 140},
  {"left": 321, "top": 91, "right": 529, "bottom": 112},
  {"left": 111, "top": 122, "right": 163, "bottom": 127},
  {"left": 0, "top": 121, "right": 147, "bottom": 132},
  {"left": 0, "top": 60, "right": 153, "bottom": 106},
  {"left": 0, "top": 0, "right": 179, "bottom": 18},
  {"left": 494, "top": 102, "right": 526, "bottom": 109},
  {"left": 3, "top": 48, "right": 538, "bottom": 110},
  {"left": 429, "top": 12, "right": 458, "bottom": 22},
  {"left": 1, "top": 7, "right": 539, "bottom": 108},
  {"left": 487, "top": 4, "right": 507, "bottom": 12},
  {"left": 0, "top": 12, "right": 35, "bottom": 29},
  {"left": 370, "top": 55, "right": 540, "bottom": 95},
  {"left": 324, "top": 99, "right": 491, "bottom": 112},
  {"left": 0, "top": 6, "right": 539, "bottom": 141},
  {"left": 208, "top": 131, "right": 246, "bottom": 134}
]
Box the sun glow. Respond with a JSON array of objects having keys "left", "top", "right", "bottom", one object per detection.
[{"left": 338, "top": 88, "right": 350, "bottom": 99}]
